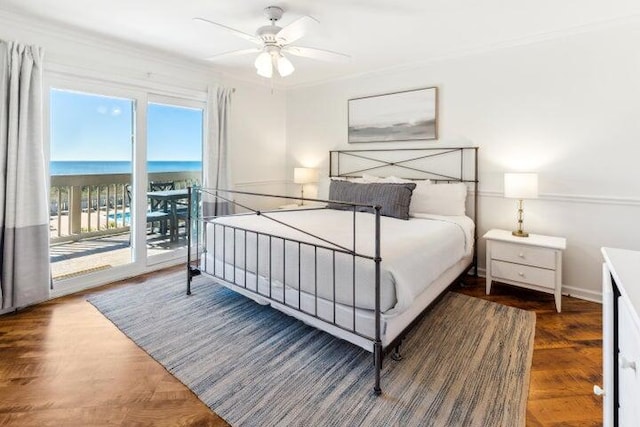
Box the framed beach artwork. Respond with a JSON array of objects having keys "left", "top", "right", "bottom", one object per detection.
[{"left": 348, "top": 87, "right": 438, "bottom": 143}]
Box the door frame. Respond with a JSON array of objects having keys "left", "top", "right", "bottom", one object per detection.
[{"left": 45, "top": 72, "right": 207, "bottom": 296}]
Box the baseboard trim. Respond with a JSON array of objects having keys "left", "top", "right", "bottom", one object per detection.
[
  {"left": 562, "top": 285, "right": 602, "bottom": 304},
  {"left": 475, "top": 267, "right": 602, "bottom": 304}
]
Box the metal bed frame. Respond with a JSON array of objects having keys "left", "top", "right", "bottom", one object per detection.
[{"left": 186, "top": 147, "right": 478, "bottom": 395}]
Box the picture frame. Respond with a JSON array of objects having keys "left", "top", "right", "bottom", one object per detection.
[{"left": 348, "top": 87, "right": 438, "bottom": 143}]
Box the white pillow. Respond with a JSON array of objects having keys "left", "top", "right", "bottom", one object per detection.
[
  {"left": 387, "top": 176, "right": 431, "bottom": 184},
  {"left": 410, "top": 182, "right": 467, "bottom": 216},
  {"left": 319, "top": 177, "right": 368, "bottom": 199},
  {"left": 361, "top": 174, "right": 432, "bottom": 185},
  {"left": 361, "top": 173, "right": 385, "bottom": 183}
]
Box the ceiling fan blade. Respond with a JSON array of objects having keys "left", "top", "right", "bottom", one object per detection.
[
  {"left": 283, "top": 46, "right": 350, "bottom": 63},
  {"left": 276, "top": 15, "right": 319, "bottom": 44},
  {"left": 193, "top": 17, "right": 262, "bottom": 45},
  {"left": 204, "top": 48, "right": 262, "bottom": 61}
]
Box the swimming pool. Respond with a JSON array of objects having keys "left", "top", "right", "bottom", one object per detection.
[{"left": 107, "top": 211, "right": 131, "bottom": 225}]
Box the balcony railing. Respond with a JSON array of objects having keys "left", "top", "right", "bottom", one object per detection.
[{"left": 50, "top": 171, "right": 200, "bottom": 244}]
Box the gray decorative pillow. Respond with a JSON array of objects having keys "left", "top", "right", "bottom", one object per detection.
[{"left": 327, "top": 180, "right": 417, "bottom": 220}]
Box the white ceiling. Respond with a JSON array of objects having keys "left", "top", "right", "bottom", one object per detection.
[{"left": 2, "top": 0, "right": 640, "bottom": 87}]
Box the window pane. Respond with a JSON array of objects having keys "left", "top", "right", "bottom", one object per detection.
[
  {"left": 146, "top": 102, "right": 203, "bottom": 257},
  {"left": 49, "top": 89, "right": 134, "bottom": 282},
  {"left": 51, "top": 90, "right": 133, "bottom": 166}
]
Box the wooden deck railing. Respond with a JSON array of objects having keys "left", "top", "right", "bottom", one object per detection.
[{"left": 50, "top": 171, "right": 200, "bottom": 243}]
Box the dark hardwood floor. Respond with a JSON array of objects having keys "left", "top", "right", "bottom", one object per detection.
[
  {"left": 456, "top": 278, "right": 603, "bottom": 426},
  {"left": 0, "top": 270, "right": 227, "bottom": 427},
  {"left": 0, "top": 269, "right": 602, "bottom": 426}
]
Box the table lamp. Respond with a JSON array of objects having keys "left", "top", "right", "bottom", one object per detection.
[
  {"left": 294, "top": 167, "right": 318, "bottom": 205},
  {"left": 504, "top": 172, "right": 538, "bottom": 237}
]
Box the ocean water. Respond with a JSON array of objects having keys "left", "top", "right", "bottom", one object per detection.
[{"left": 50, "top": 161, "right": 202, "bottom": 175}]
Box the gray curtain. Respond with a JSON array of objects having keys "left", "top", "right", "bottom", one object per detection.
[
  {"left": 204, "top": 86, "right": 233, "bottom": 216},
  {"left": 0, "top": 40, "right": 50, "bottom": 309}
]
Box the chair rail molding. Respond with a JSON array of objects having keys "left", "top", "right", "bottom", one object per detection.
[
  {"left": 478, "top": 190, "right": 640, "bottom": 207},
  {"left": 234, "top": 179, "right": 288, "bottom": 188}
]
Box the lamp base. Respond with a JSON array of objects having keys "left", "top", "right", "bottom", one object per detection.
[{"left": 512, "top": 230, "right": 529, "bottom": 238}]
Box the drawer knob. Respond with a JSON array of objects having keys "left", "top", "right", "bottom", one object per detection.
[
  {"left": 593, "top": 385, "right": 605, "bottom": 396},
  {"left": 518, "top": 252, "right": 525, "bottom": 258},
  {"left": 620, "top": 355, "right": 637, "bottom": 371},
  {"left": 518, "top": 272, "right": 525, "bottom": 277}
]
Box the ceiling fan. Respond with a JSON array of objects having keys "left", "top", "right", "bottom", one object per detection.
[{"left": 194, "top": 6, "right": 350, "bottom": 78}]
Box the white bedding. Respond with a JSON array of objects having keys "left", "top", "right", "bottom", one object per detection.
[{"left": 203, "top": 209, "right": 474, "bottom": 315}]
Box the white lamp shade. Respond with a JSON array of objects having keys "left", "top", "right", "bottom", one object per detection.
[
  {"left": 254, "top": 52, "right": 273, "bottom": 78},
  {"left": 277, "top": 55, "right": 295, "bottom": 77},
  {"left": 294, "top": 167, "right": 318, "bottom": 184},
  {"left": 504, "top": 173, "right": 539, "bottom": 199}
]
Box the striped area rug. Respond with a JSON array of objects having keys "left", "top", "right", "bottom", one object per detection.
[{"left": 88, "top": 271, "right": 535, "bottom": 427}]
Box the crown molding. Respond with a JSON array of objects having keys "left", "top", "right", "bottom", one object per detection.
[
  {"left": 286, "top": 13, "right": 640, "bottom": 91},
  {"left": 2, "top": 8, "right": 640, "bottom": 93},
  {"left": 0, "top": 8, "right": 290, "bottom": 92},
  {"left": 45, "top": 64, "right": 209, "bottom": 101},
  {"left": 0, "top": 9, "right": 218, "bottom": 77},
  {"left": 217, "top": 69, "right": 287, "bottom": 92}
]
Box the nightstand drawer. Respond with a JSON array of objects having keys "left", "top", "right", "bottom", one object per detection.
[
  {"left": 491, "top": 241, "right": 556, "bottom": 269},
  {"left": 491, "top": 260, "right": 556, "bottom": 289}
]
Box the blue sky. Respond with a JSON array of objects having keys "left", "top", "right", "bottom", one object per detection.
[{"left": 50, "top": 89, "right": 203, "bottom": 161}]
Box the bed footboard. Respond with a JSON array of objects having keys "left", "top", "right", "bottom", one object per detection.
[{"left": 186, "top": 187, "right": 385, "bottom": 393}]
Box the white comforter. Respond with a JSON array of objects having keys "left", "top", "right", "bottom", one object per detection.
[{"left": 205, "top": 209, "right": 473, "bottom": 314}]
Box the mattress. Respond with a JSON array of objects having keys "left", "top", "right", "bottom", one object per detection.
[
  {"left": 202, "top": 209, "right": 474, "bottom": 315},
  {"left": 203, "top": 254, "right": 473, "bottom": 349}
]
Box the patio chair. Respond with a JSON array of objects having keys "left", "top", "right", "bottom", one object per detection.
[
  {"left": 148, "top": 181, "right": 176, "bottom": 234},
  {"left": 125, "top": 185, "right": 172, "bottom": 235},
  {"left": 150, "top": 181, "right": 190, "bottom": 237},
  {"left": 149, "top": 181, "right": 175, "bottom": 209}
]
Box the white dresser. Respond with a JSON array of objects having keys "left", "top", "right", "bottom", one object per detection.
[{"left": 601, "top": 247, "right": 640, "bottom": 427}]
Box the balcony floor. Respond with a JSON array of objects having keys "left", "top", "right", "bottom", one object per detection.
[{"left": 50, "top": 232, "right": 186, "bottom": 281}]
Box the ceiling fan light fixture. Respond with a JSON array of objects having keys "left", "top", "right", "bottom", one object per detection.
[
  {"left": 256, "top": 62, "right": 273, "bottom": 78},
  {"left": 277, "top": 54, "right": 295, "bottom": 77},
  {"left": 254, "top": 51, "right": 271, "bottom": 70},
  {"left": 254, "top": 51, "right": 273, "bottom": 78}
]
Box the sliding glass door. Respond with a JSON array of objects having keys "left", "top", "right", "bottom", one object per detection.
[
  {"left": 49, "top": 89, "right": 135, "bottom": 282},
  {"left": 47, "top": 77, "right": 206, "bottom": 291},
  {"left": 145, "top": 98, "right": 204, "bottom": 264}
]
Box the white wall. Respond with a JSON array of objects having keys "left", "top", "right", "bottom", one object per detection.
[
  {"left": 4, "top": 8, "right": 639, "bottom": 299},
  {"left": 285, "top": 21, "right": 640, "bottom": 301},
  {"left": 0, "top": 10, "right": 288, "bottom": 200}
]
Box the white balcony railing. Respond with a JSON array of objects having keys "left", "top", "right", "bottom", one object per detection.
[{"left": 50, "top": 171, "right": 200, "bottom": 244}]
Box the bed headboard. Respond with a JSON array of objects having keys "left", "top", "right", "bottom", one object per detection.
[
  {"left": 329, "top": 147, "right": 478, "bottom": 184},
  {"left": 329, "top": 146, "right": 479, "bottom": 272}
]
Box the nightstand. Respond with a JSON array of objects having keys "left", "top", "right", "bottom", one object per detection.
[{"left": 484, "top": 229, "right": 566, "bottom": 312}]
